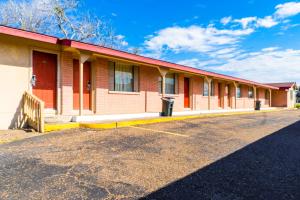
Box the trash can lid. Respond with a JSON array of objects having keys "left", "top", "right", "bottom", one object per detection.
[
  {"left": 161, "top": 97, "right": 175, "bottom": 102},
  {"left": 161, "top": 96, "right": 175, "bottom": 99}
]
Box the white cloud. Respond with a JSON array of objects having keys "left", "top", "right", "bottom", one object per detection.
[
  {"left": 177, "top": 58, "right": 224, "bottom": 68},
  {"left": 275, "top": 2, "right": 300, "bottom": 18},
  {"left": 234, "top": 17, "right": 257, "bottom": 29},
  {"left": 213, "top": 47, "right": 237, "bottom": 55},
  {"left": 144, "top": 25, "right": 253, "bottom": 57},
  {"left": 144, "top": 1, "right": 300, "bottom": 59},
  {"left": 233, "top": 16, "right": 278, "bottom": 29},
  {"left": 256, "top": 16, "right": 278, "bottom": 28},
  {"left": 229, "top": 2, "right": 300, "bottom": 29},
  {"left": 220, "top": 16, "right": 232, "bottom": 25},
  {"left": 115, "top": 35, "right": 128, "bottom": 46},
  {"left": 211, "top": 48, "right": 300, "bottom": 83},
  {"left": 175, "top": 48, "right": 300, "bottom": 84},
  {"left": 208, "top": 47, "right": 244, "bottom": 59},
  {"left": 143, "top": 1, "right": 300, "bottom": 78},
  {"left": 261, "top": 47, "right": 279, "bottom": 52}
]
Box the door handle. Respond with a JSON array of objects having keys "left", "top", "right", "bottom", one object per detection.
[{"left": 87, "top": 80, "right": 91, "bottom": 91}]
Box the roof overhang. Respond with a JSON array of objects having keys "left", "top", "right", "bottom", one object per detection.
[
  {"left": 0, "top": 26, "right": 58, "bottom": 44},
  {"left": 63, "top": 39, "right": 278, "bottom": 90}
]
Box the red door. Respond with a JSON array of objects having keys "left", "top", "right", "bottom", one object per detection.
[
  {"left": 73, "top": 60, "right": 91, "bottom": 110},
  {"left": 32, "top": 51, "right": 57, "bottom": 109},
  {"left": 184, "top": 78, "right": 190, "bottom": 108}
]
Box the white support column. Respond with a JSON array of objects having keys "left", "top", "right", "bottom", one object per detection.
[
  {"left": 269, "top": 89, "right": 272, "bottom": 107},
  {"left": 79, "top": 54, "right": 90, "bottom": 116},
  {"left": 233, "top": 82, "right": 237, "bottom": 109},
  {"left": 205, "top": 76, "right": 212, "bottom": 110},
  {"left": 162, "top": 75, "right": 166, "bottom": 97},
  {"left": 158, "top": 67, "right": 169, "bottom": 97},
  {"left": 253, "top": 86, "right": 257, "bottom": 108}
]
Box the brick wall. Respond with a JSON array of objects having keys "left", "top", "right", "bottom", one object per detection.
[
  {"left": 188, "top": 78, "right": 259, "bottom": 111},
  {"left": 235, "top": 85, "right": 255, "bottom": 109},
  {"left": 60, "top": 51, "right": 73, "bottom": 115},
  {"left": 60, "top": 56, "right": 273, "bottom": 115},
  {"left": 257, "top": 88, "right": 270, "bottom": 108},
  {"left": 272, "top": 90, "right": 287, "bottom": 107}
]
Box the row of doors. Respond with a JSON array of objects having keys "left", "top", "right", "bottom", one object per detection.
[
  {"left": 32, "top": 51, "right": 91, "bottom": 110},
  {"left": 184, "top": 79, "right": 232, "bottom": 109}
]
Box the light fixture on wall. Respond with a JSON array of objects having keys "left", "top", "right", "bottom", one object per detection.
[{"left": 31, "top": 75, "right": 36, "bottom": 87}]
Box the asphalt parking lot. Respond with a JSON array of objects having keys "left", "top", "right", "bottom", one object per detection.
[{"left": 0, "top": 110, "right": 300, "bottom": 200}]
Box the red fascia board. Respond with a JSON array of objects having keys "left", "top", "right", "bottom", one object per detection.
[
  {"left": 0, "top": 26, "right": 58, "bottom": 44},
  {"left": 266, "top": 82, "right": 295, "bottom": 90},
  {"left": 280, "top": 87, "right": 292, "bottom": 90},
  {"left": 69, "top": 40, "right": 278, "bottom": 90}
]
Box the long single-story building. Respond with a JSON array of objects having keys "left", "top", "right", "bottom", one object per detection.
[{"left": 0, "top": 26, "right": 294, "bottom": 130}]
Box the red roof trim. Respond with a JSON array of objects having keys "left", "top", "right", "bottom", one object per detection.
[
  {"left": 0, "top": 26, "right": 278, "bottom": 89},
  {"left": 0, "top": 26, "right": 58, "bottom": 44},
  {"left": 266, "top": 82, "right": 296, "bottom": 90}
]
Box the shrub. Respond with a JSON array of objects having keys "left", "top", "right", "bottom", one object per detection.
[{"left": 295, "top": 103, "right": 300, "bottom": 109}]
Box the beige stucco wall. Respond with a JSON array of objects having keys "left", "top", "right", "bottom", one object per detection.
[
  {"left": 0, "top": 35, "right": 60, "bottom": 129},
  {"left": 0, "top": 38, "right": 30, "bottom": 129},
  {"left": 287, "top": 88, "right": 296, "bottom": 108}
]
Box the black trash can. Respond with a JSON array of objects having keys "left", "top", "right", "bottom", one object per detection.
[
  {"left": 255, "top": 100, "right": 261, "bottom": 110},
  {"left": 161, "top": 97, "right": 174, "bottom": 116}
]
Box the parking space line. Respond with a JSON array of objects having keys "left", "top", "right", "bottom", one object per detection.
[{"left": 128, "top": 126, "right": 189, "bottom": 137}]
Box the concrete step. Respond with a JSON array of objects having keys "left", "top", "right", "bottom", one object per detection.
[{"left": 45, "top": 115, "right": 73, "bottom": 124}]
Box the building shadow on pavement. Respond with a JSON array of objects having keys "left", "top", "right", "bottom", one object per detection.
[{"left": 141, "top": 120, "right": 300, "bottom": 200}]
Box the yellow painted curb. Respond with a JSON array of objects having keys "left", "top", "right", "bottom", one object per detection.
[
  {"left": 80, "top": 122, "right": 117, "bottom": 129},
  {"left": 44, "top": 123, "right": 80, "bottom": 132},
  {"left": 117, "top": 109, "right": 284, "bottom": 127},
  {"left": 43, "top": 109, "right": 285, "bottom": 132}
]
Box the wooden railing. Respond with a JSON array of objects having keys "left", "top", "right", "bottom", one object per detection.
[{"left": 23, "top": 91, "right": 45, "bottom": 132}]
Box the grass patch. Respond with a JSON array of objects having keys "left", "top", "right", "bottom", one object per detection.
[{"left": 295, "top": 103, "right": 300, "bottom": 109}]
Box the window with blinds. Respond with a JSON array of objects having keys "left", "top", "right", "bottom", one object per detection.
[
  {"left": 248, "top": 87, "right": 254, "bottom": 98},
  {"left": 109, "top": 61, "right": 139, "bottom": 92},
  {"left": 203, "top": 81, "right": 209, "bottom": 96},
  {"left": 236, "top": 86, "right": 241, "bottom": 98}
]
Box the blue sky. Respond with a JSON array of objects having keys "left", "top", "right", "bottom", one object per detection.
[{"left": 84, "top": 0, "right": 300, "bottom": 84}]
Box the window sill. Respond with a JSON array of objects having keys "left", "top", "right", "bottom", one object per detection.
[{"left": 108, "top": 91, "right": 140, "bottom": 95}]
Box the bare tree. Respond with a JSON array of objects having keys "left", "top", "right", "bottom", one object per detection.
[
  {"left": 0, "top": 0, "right": 127, "bottom": 49},
  {"left": 131, "top": 47, "right": 141, "bottom": 55}
]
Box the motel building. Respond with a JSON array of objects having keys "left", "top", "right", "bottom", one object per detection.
[{"left": 0, "top": 26, "right": 297, "bottom": 132}]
